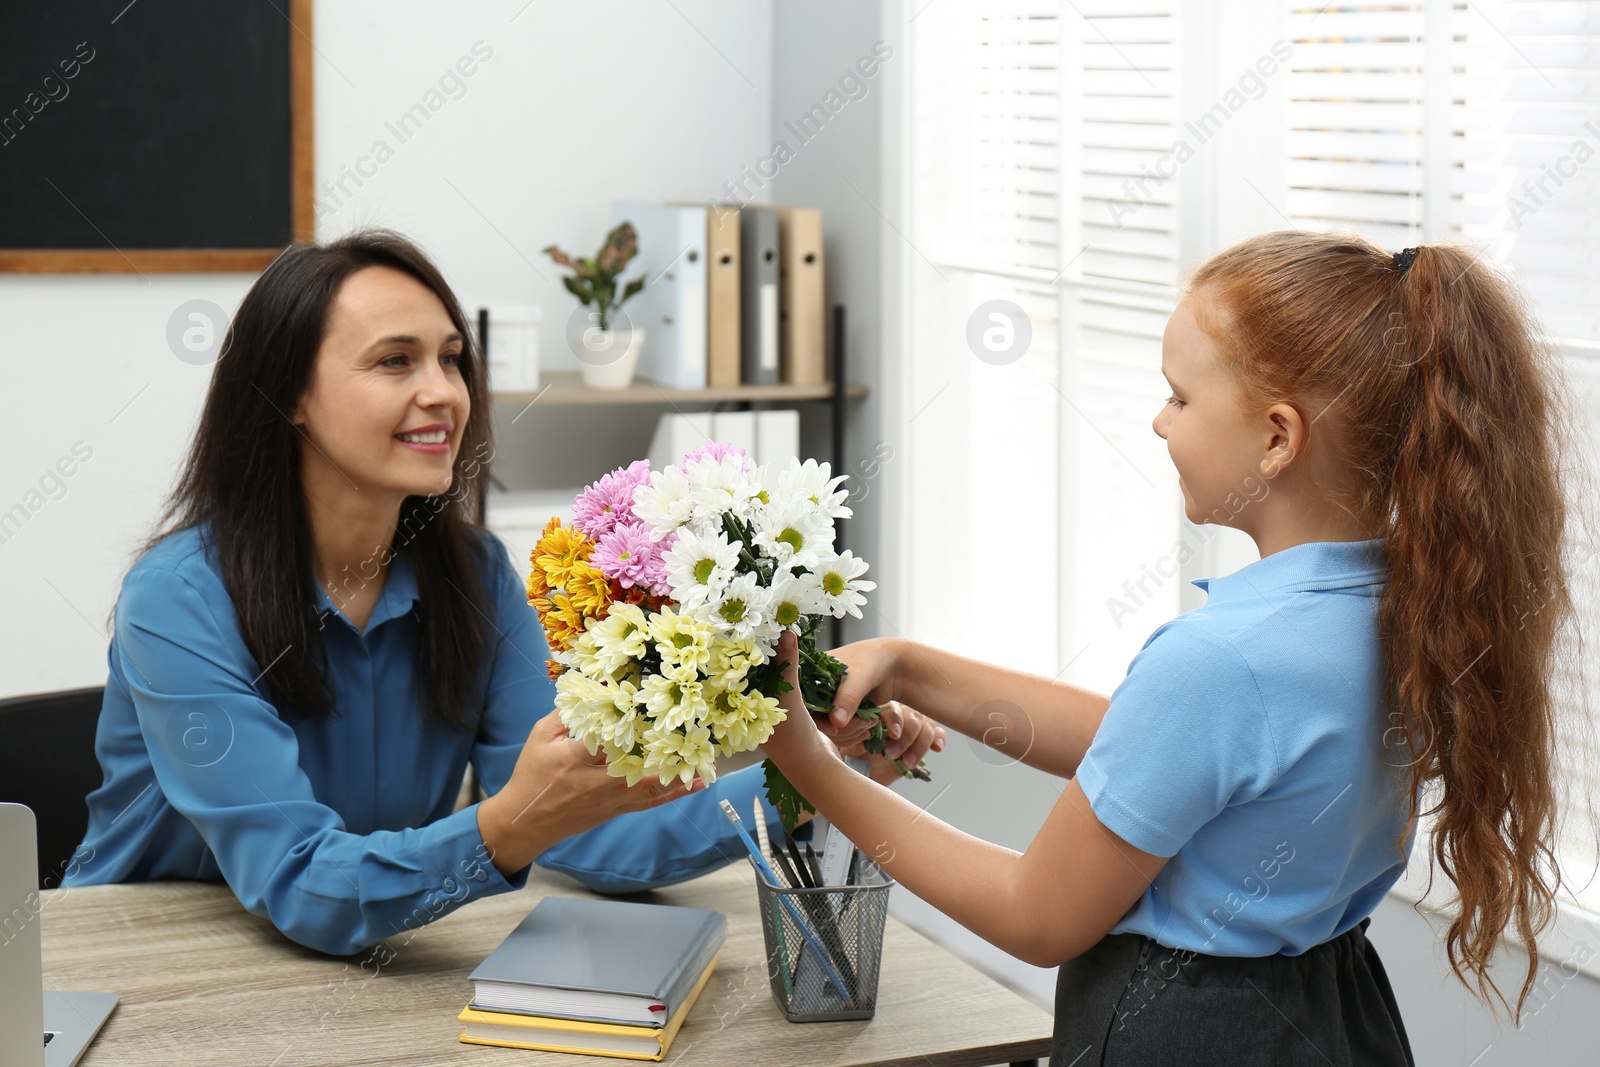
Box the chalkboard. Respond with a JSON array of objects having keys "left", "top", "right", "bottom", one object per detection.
[{"left": 0, "top": 0, "right": 312, "bottom": 272}]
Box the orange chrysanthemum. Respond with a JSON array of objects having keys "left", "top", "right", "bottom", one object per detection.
[{"left": 541, "top": 592, "right": 588, "bottom": 651}]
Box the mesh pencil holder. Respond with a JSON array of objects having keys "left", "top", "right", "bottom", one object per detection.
[{"left": 750, "top": 851, "right": 894, "bottom": 1022}]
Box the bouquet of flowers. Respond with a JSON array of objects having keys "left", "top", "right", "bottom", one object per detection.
[{"left": 526, "top": 442, "right": 930, "bottom": 831}]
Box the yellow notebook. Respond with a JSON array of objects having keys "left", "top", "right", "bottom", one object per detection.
[{"left": 458, "top": 954, "right": 717, "bottom": 1061}]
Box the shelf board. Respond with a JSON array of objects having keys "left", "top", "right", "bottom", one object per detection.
[{"left": 489, "top": 371, "right": 868, "bottom": 407}]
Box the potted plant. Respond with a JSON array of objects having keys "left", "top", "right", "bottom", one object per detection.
[{"left": 544, "top": 222, "right": 647, "bottom": 389}]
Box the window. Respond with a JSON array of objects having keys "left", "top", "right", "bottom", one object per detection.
[{"left": 898, "top": 0, "right": 1600, "bottom": 950}]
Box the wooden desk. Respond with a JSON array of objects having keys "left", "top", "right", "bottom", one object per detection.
[{"left": 42, "top": 862, "right": 1052, "bottom": 1066}]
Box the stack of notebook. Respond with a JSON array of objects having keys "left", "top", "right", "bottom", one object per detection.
[{"left": 457, "top": 897, "right": 727, "bottom": 1061}]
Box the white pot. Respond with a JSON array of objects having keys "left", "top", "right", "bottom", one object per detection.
[{"left": 575, "top": 325, "right": 644, "bottom": 389}]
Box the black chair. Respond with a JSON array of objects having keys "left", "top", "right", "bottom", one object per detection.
[{"left": 0, "top": 686, "right": 106, "bottom": 889}]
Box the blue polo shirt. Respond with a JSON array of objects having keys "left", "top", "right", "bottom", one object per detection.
[
  {"left": 1075, "top": 538, "right": 1418, "bottom": 956},
  {"left": 66, "top": 522, "right": 790, "bottom": 955}
]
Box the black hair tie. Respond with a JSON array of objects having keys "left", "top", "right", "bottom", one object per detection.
[{"left": 1393, "top": 247, "right": 1419, "bottom": 275}]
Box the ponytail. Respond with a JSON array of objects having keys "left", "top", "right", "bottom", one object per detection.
[
  {"left": 1383, "top": 245, "right": 1571, "bottom": 1021},
  {"left": 1187, "top": 231, "right": 1586, "bottom": 1023}
]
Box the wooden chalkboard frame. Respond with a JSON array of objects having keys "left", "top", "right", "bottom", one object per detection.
[{"left": 0, "top": 0, "right": 314, "bottom": 273}]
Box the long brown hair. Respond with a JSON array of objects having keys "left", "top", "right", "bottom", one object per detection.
[
  {"left": 140, "top": 229, "right": 496, "bottom": 733},
  {"left": 1186, "top": 229, "right": 1589, "bottom": 1022}
]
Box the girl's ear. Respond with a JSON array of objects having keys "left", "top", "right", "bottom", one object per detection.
[{"left": 1259, "top": 402, "right": 1307, "bottom": 478}]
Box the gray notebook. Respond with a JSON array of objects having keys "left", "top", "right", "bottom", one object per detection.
[{"left": 468, "top": 897, "right": 726, "bottom": 1027}]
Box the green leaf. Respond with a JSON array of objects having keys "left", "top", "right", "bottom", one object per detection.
[
  {"left": 763, "top": 758, "right": 815, "bottom": 835},
  {"left": 618, "top": 275, "right": 645, "bottom": 306},
  {"left": 561, "top": 275, "right": 593, "bottom": 305}
]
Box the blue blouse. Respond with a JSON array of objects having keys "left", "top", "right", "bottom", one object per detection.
[{"left": 65, "top": 523, "right": 789, "bottom": 955}]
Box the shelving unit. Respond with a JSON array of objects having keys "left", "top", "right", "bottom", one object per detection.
[{"left": 490, "top": 372, "right": 868, "bottom": 408}]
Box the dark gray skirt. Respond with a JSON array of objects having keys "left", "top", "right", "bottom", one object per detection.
[{"left": 1051, "top": 917, "right": 1414, "bottom": 1066}]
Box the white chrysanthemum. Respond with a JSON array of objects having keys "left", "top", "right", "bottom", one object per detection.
[
  {"left": 608, "top": 687, "right": 647, "bottom": 753},
  {"left": 811, "top": 550, "right": 876, "bottom": 619},
  {"left": 693, "top": 570, "right": 773, "bottom": 643},
  {"left": 647, "top": 606, "right": 715, "bottom": 672},
  {"left": 661, "top": 527, "right": 741, "bottom": 611},
  {"left": 568, "top": 628, "right": 603, "bottom": 677},
  {"left": 685, "top": 454, "right": 764, "bottom": 529},
  {"left": 553, "top": 673, "right": 618, "bottom": 754},
  {"left": 751, "top": 500, "right": 834, "bottom": 570},
  {"left": 607, "top": 750, "right": 651, "bottom": 786},
  {"left": 642, "top": 721, "right": 718, "bottom": 786},
  {"left": 765, "top": 572, "right": 823, "bottom": 633},
  {"left": 771, "top": 457, "right": 852, "bottom": 520},
  {"left": 632, "top": 465, "right": 694, "bottom": 540},
  {"left": 587, "top": 603, "right": 650, "bottom": 676}
]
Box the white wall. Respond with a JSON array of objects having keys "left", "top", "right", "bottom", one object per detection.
[
  {"left": 0, "top": 0, "right": 774, "bottom": 697},
  {"left": 767, "top": 0, "right": 891, "bottom": 646}
]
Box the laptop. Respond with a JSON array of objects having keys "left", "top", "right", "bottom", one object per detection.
[{"left": 1, "top": 803, "right": 118, "bottom": 1067}]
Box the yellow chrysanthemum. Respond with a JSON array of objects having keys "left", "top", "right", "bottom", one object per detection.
[
  {"left": 589, "top": 603, "right": 650, "bottom": 676},
  {"left": 566, "top": 562, "right": 613, "bottom": 618},
  {"left": 526, "top": 551, "right": 549, "bottom": 602},
  {"left": 647, "top": 605, "right": 715, "bottom": 672},
  {"left": 533, "top": 520, "right": 593, "bottom": 590}
]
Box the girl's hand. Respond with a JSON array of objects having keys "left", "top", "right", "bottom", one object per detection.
[
  {"left": 864, "top": 700, "right": 947, "bottom": 767},
  {"left": 763, "top": 631, "right": 845, "bottom": 773},
  {"left": 821, "top": 637, "right": 905, "bottom": 731}
]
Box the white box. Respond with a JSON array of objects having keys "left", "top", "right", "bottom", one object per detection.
[{"left": 483, "top": 304, "right": 542, "bottom": 392}]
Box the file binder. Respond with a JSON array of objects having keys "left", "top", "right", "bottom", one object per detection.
[
  {"left": 773, "top": 205, "right": 826, "bottom": 386},
  {"left": 737, "top": 205, "right": 780, "bottom": 385},
  {"left": 612, "top": 201, "right": 709, "bottom": 388},
  {"left": 673, "top": 201, "right": 742, "bottom": 388}
]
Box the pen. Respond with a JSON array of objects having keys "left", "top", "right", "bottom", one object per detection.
[
  {"left": 718, "top": 800, "right": 850, "bottom": 998},
  {"left": 783, "top": 832, "right": 816, "bottom": 889},
  {"left": 769, "top": 837, "right": 805, "bottom": 890}
]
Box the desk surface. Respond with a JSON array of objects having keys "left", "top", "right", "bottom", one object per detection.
[{"left": 42, "top": 862, "right": 1052, "bottom": 1067}]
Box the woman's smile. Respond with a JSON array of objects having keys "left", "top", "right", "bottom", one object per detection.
[{"left": 395, "top": 421, "right": 453, "bottom": 455}]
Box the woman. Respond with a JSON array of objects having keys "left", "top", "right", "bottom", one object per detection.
[{"left": 66, "top": 230, "right": 943, "bottom": 956}]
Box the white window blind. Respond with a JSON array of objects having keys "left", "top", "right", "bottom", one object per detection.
[{"left": 907, "top": 1, "right": 1183, "bottom": 691}]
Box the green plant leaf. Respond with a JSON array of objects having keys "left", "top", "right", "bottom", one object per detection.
[
  {"left": 561, "top": 275, "right": 593, "bottom": 304},
  {"left": 618, "top": 276, "right": 645, "bottom": 306},
  {"left": 763, "top": 757, "right": 815, "bottom": 834}
]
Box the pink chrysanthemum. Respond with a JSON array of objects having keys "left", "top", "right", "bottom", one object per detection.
[
  {"left": 591, "top": 521, "right": 663, "bottom": 590},
  {"left": 682, "top": 440, "right": 753, "bottom": 471},
  {"left": 573, "top": 460, "right": 653, "bottom": 539}
]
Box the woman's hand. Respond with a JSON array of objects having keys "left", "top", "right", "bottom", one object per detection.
[{"left": 478, "top": 712, "right": 706, "bottom": 878}]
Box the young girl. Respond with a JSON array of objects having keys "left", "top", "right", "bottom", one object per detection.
[{"left": 766, "top": 230, "right": 1580, "bottom": 1065}]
